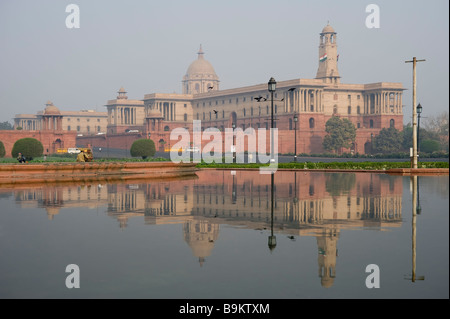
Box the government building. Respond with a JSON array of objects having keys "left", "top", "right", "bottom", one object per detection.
[{"left": 11, "top": 23, "right": 405, "bottom": 156}]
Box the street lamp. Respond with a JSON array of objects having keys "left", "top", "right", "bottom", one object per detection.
[
  {"left": 268, "top": 77, "right": 276, "bottom": 163},
  {"left": 417, "top": 103, "right": 422, "bottom": 157},
  {"left": 293, "top": 114, "right": 298, "bottom": 162},
  {"left": 232, "top": 122, "right": 236, "bottom": 162},
  {"left": 371, "top": 133, "right": 374, "bottom": 154}
]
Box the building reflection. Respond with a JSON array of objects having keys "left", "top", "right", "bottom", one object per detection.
[{"left": 10, "top": 170, "right": 403, "bottom": 286}]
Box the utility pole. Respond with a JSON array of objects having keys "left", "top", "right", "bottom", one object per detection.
[{"left": 405, "top": 57, "right": 425, "bottom": 169}]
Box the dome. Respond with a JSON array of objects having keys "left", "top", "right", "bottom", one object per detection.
[
  {"left": 44, "top": 101, "right": 61, "bottom": 115},
  {"left": 185, "top": 45, "right": 218, "bottom": 79},
  {"left": 322, "top": 23, "right": 335, "bottom": 33}
]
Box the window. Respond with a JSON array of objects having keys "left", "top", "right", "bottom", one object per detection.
[
  {"left": 87, "top": 126, "right": 90, "bottom": 132},
  {"left": 390, "top": 119, "right": 395, "bottom": 128},
  {"left": 184, "top": 113, "right": 188, "bottom": 121},
  {"left": 67, "top": 125, "right": 71, "bottom": 131},
  {"left": 67, "top": 118, "right": 71, "bottom": 122},
  {"left": 77, "top": 126, "right": 80, "bottom": 131},
  {"left": 348, "top": 106, "right": 351, "bottom": 114},
  {"left": 309, "top": 118, "right": 315, "bottom": 129},
  {"left": 357, "top": 123, "right": 360, "bottom": 128},
  {"left": 97, "top": 126, "right": 101, "bottom": 132},
  {"left": 370, "top": 119, "right": 374, "bottom": 128},
  {"left": 357, "top": 106, "right": 361, "bottom": 114}
]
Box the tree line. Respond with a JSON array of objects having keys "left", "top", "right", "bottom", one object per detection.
[{"left": 322, "top": 111, "right": 449, "bottom": 156}]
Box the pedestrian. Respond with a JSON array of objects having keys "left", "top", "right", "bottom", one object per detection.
[
  {"left": 76, "top": 150, "right": 86, "bottom": 162},
  {"left": 17, "top": 152, "right": 26, "bottom": 163}
]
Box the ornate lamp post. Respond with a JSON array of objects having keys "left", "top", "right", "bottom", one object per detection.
[
  {"left": 293, "top": 114, "right": 298, "bottom": 162},
  {"left": 416, "top": 103, "right": 422, "bottom": 158},
  {"left": 268, "top": 77, "right": 276, "bottom": 163}
]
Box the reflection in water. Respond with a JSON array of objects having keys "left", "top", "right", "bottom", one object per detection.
[
  {"left": 7, "top": 170, "right": 404, "bottom": 288},
  {"left": 407, "top": 176, "right": 425, "bottom": 283}
]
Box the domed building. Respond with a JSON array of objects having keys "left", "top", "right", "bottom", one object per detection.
[{"left": 182, "top": 45, "right": 220, "bottom": 94}]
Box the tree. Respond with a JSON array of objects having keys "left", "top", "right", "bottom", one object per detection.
[
  {"left": 420, "top": 139, "right": 441, "bottom": 153},
  {"left": 130, "top": 139, "right": 156, "bottom": 159},
  {"left": 373, "top": 127, "right": 403, "bottom": 154},
  {"left": 11, "top": 138, "right": 44, "bottom": 160},
  {"left": 322, "top": 116, "right": 356, "bottom": 154},
  {"left": 0, "top": 121, "right": 13, "bottom": 130},
  {"left": 0, "top": 141, "right": 5, "bottom": 158}
]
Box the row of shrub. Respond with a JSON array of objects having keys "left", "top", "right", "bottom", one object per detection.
[{"left": 196, "top": 161, "right": 449, "bottom": 170}]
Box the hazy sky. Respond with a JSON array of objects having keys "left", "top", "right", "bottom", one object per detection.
[{"left": 0, "top": 0, "right": 448, "bottom": 124}]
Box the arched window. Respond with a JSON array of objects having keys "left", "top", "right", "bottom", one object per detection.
[
  {"left": 164, "top": 126, "right": 170, "bottom": 131},
  {"left": 309, "top": 118, "right": 315, "bottom": 129},
  {"left": 390, "top": 119, "right": 395, "bottom": 128},
  {"left": 333, "top": 105, "right": 338, "bottom": 115}
]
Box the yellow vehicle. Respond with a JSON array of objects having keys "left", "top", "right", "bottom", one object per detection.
[
  {"left": 164, "top": 147, "right": 184, "bottom": 153},
  {"left": 56, "top": 147, "right": 92, "bottom": 155}
]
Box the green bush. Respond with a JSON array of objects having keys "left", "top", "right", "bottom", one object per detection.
[
  {"left": 0, "top": 141, "right": 5, "bottom": 158},
  {"left": 130, "top": 139, "right": 156, "bottom": 159},
  {"left": 420, "top": 139, "right": 441, "bottom": 154},
  {"left": 11, "top": 138, "right": 44, "bottom": 160}
]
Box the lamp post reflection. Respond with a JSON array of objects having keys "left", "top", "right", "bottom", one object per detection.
[
  {"left": 406, "top": 175, "right": 425, "bottom": 283},
  {"left": 268, "top": 173, "right": 276, "bottom": 252}
]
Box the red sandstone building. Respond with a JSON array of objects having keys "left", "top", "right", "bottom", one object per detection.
[
  {"left": 8, "top": 24, "right": 404, "bottom": 156},
  {"left": 80, "top": 24, "right": 404, "bottom": 154},
  {"left": 2, "top": 102, "right": 77, "bottom": 158}
]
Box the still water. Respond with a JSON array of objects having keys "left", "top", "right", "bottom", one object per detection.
[{"left": 0, "top": 170, "right": 448, "bottom": 299}]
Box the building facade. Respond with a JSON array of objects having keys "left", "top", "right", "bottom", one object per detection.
[
  {"left": 11, "top": 24, "right": 404, "bottom": 155},
  {"left": 137, "top": 23, "right": 404, "bottom": 154},
  {"left": 14, "top": 101, "right": 108, "bottom": 136}
]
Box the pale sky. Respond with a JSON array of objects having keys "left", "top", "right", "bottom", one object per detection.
[{"left": 0, "top": 0, "right": 448, "bottom": 124}]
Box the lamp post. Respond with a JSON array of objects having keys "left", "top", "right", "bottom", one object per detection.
[
  {"left": 405, "top": 57, "right": 426, "bottom": 169},
  {"left": 268, "top": 77, "right": 276, "bottom": 163},
  {"left": 371, "top": 133, "right": 374, "bottom": 154},
  {"left": 231, "top": 122, "right": 236, "bottom": 162},
  {"left": 293, "top": 114, "right": 298, "bottom": 162},
  {"left": 416, "top": 103, "right": 422, "bottom": 158}
]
